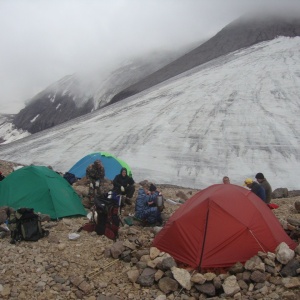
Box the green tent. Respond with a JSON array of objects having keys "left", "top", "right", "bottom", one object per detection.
[{"left": 0, "top": 166, "right": 86, "bottom": 219}]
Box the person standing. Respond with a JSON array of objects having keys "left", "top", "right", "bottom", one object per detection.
[
  {"left": 86, "top": 160, "right": 105, "bottom": 197},
  {"left": 113, "top": 168, "right": 135, "bottom": 205},
  {"left": 255, "top": 173, "right": 272, "bottom": 203},
  {"left": 243, "top": 178, "right": 266, "bottom": 203}
]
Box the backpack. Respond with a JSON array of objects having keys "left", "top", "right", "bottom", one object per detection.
[
  {"left": 8, "top": 208, "right": 49, "bottom": 244},
  {"left": 63, "top": 172, "right": 78, "bottom": 185},
  {"left": 94, "top": 193, "right": 121, "bottom": 240},
  {"left": 0, "top": 173, "right": 5, "bottom": 181}
]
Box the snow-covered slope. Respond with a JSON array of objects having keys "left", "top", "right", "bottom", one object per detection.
[
  {"left": 0, "top": 37, "right": 299, "bottom": 190},
  {"left": 0, "top": 114, "right": 30, "bottom": 144}
]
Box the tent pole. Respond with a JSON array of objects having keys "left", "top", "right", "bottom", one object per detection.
[{"left": 198, "top": 208, "right": 210, "bottom": 272}]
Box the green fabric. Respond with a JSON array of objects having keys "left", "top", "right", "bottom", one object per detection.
[
  {"left": 0, "top": 166, "right": 86, "bottom": 220},
  {"left": 95, "top": 152, "right": 133, "bottom": 177}
]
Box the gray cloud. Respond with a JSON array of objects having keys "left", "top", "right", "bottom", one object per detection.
[{"left": 0, "top": 0, "right": 298, "bottom": 113}]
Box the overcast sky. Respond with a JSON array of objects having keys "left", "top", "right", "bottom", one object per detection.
[{"left": 0, "top": 0, "right": 298, "bottom": 114}]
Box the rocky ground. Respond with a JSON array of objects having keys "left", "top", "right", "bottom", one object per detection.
[{"left": 1, "top": 160, "right": 300, "bottom": 299}]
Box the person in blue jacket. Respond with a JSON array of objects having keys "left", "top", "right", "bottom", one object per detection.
[
  {"left": 244, "top": 178, "right": 266, "bottom": 202},
  {"left": 135, "top": 183, "right": 162, "bottom": 225}
]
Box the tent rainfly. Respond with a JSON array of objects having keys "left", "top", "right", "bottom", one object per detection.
[
  {"left": 0, "top": 166, "right": 86, "bottom": 219},
  {"left": 153, "top": 184, "right": 297, "bottom": 269},
  {"left": 68, "top": 152, "right": 132, "bottom": 180}
]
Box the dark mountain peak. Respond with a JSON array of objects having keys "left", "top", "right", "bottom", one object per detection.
[
  {"left": 13, "top": 74, "right": 94, "bottom": 134},
  {"left": 110, "top": 13, "right": 300, "bottom": 104}
]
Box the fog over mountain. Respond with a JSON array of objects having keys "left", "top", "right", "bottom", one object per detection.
[
  {"left": 0, "top": 36, "right": 299, "bottom": 191},
  {"left": 2, "top": 10, "right": 299, "bottom": 140},
  {"left": 1, "top": 0, "right": 249, "bottom": 114}
]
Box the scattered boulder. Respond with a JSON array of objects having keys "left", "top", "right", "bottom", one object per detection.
[{"left": 272, "top": 188, "right": 289, "bottom": 198}]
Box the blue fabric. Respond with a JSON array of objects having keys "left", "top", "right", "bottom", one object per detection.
[
  {"left": 135, "top": 188, "right": 161, "bottom": 224},
  {"left": 251, "top": 182, "right": 266, "bottom": 203},
  {"left": 69, "top": 153, "right": 126, "bottom": 180}
]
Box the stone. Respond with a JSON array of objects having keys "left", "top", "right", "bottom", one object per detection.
[
  {"left": 229, "top": 262, "right": 245, "bottom": 274},
  {"left": 282, "top": 277, "right": 300, "bottom": 289},
  {"left": 175, "top": 191, "right": 189, "bottom": 201},
  {"left": 171, "top": 267, "right": 191, "bottom": 290},
  {"left": 191, "top": 273, "right": 206, "bottom": 284},
  {"left": 194, "top": 283, "right": 216, "bottom": 297},
  {"left": 276, "top": 242, "right": 295, "bottom": 264},
  {"left": 250, "top": 271, "right": 266, "bottom": 283},
  {"left": 154, "top": 270, "right": 164, "bottom": 282},
  {"left": 203, "top": 272, "right": 216, "bottom": 281},
  {"left": 150, "top": 247, "right": 161, "bottom": 259},
  {"left": 222, "top": 275, "right": 240, "bottom": 296},
  {"left": 127, "top": 270, "right": 140, "bottom": 283},
  {"left": 110, "top": 241, "right": 125, "bottom": 259},
  {"left": 272, "top": 188, "right": 289, "bottom": 198},
  {"left": 158, "top": 277, "right": 178, "bottom": 294},
  {"left": 158, "top": 257, "right": 177, "bottom": 271},
  {"left": 136, "top": 268, "right": 156, "bottom": 287},
  {"left": 280, "top": 258, "right": 300, "bottom": 277},
  {"left": 294, "top": 200, "right": 300, "bottom": 213},
  {"left": 58, "top": 243, "right": 66, "bottom": 250}
]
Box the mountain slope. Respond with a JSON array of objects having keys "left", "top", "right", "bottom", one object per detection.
[
  {"left": 0, "top": 114, "right": 30, "bottom": 144},
  {"left": 110, "top": 14, "right": 300, "bottom": 104},
  {"left": 0, "top": 37, "right": 299, "bottom": 190},
  {"left": 12, "top": 50, "right": 191, "bottom": 135}
]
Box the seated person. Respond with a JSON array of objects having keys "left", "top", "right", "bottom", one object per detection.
[
  {"left": 148, "top": 184, "right": 165, "bottom": 211},
  {"left": 134, "top": 184, "right": 162, "bottom": 226},
  {"left": 243, "top": 178, "right": 266, "bottom": 203},
  {"left": 113, "top": 168, "right": 135, "bottom": 205}
]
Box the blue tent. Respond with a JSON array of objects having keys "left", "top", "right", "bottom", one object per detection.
[{"left": 68, "top": 152, "right": 132, "bottom": 180}]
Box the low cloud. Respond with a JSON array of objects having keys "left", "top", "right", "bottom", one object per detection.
[{"left": 0, "top": 0, "right": 299, "bottom": 113}]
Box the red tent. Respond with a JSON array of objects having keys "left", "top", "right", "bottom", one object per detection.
[{"left": 153, "top": 184, "right": 297, "bottom": 269}]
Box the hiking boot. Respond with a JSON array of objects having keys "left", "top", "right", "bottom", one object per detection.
[{"left": 125, "top": 198, "right": 132, "bottom": 205}]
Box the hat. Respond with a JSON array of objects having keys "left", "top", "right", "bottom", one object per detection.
[
  {"left": 255, "top": 173, "right": 264, "bottom": 179},
  {"left": 149, "top": 184, "right": 157, "bottom": 192},
  {"left": 243, "top": 178, "right": 253, "bottom": 186}
]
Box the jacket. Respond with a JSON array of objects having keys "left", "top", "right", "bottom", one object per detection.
[
  {"left": 113, "top": 168, "right": 134, "bottom": 189},
  {"left": 259, "top": 179, "right": 272, "bottom": 203},
  {"left": 251, "top": 182, "right": 266, "bottom": 202}
]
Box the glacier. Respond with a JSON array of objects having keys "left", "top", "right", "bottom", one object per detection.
[{"left": 0, "top": 36, "right": 299, "bottom": 190}]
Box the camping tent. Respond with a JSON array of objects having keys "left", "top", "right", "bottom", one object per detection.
[
  {"left": 153, "top": 184, "right": 297, "bottom": 269},
  {"left": 68, "top": 152, "right": 132, "bottom": 180},
  {"left": 0, "top": 166, "right": 87, "bottom": 219}
]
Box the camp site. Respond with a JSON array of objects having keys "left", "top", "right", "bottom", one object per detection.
[{"left": 1, "top": 159, "right": 300, "bottom": 299}]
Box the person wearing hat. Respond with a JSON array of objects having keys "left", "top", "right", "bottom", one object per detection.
[
  {"left": 86, "top": 160, "right": 105, "bottom": 197},
  {"left": 243, "top": 178, "right": 266, "bottom": 202},
  {"left": 255, "top": 173, "right": 272, "bottom": 203},
  {"left": 113, "top": 168, "right": 135, "bottom": 205}
]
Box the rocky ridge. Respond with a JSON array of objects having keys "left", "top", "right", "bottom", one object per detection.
[{"left": 1, "top": 160, "right": 300, "bottom": 299}]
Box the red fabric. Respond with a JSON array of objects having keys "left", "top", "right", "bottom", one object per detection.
[
  {"left": 268, "top": 203, "right": 279, "bottom": 210},
  {"left": 153, "top": 184, "right": 296, "bottom": 269}
]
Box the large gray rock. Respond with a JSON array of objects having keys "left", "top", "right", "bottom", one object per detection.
[{"left": 272, "top": 188, "right": 289, "bottom": 198}]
